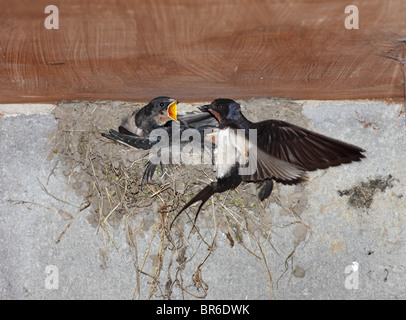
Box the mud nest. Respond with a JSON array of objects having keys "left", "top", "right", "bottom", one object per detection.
[{"left": 48, "top": 98, "right": 312, "bottom": 299}]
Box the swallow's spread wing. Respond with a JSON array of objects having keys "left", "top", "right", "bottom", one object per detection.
[
  {"left": 243, "top": 146, "right": 307, "bottom": 183},
  {"left": 253, "top": 120, "right": 365, "bottom": 171},
  {"left": 178, "top": 111, "right": 218, "bottom": 129},
  {"left": 225, "top": 129, "right": 307, "bottom": 184}
]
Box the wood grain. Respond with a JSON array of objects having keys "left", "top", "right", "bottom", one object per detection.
[{"left": 0, "top": 0, "right": 405, "bottom": 103}]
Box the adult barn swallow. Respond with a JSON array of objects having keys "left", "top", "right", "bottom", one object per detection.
[{"left": 172, "top": 98, "right": 366, "bottom": 227}]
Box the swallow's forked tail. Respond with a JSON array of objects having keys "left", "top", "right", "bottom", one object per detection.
[{"left": 170, "top": 172, "right": 242, "bottom": 228}]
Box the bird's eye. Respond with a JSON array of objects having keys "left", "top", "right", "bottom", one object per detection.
[{"left": 159, "top": 102, "right": 165, "bottom": 107}]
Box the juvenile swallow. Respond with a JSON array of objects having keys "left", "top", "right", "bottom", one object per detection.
[
  {"left": 172, "top": 98, "right": 366, "bottom": 227},
  {"left": 102, "top": 96, "right": 218, "bottom": 182},
  {"left": 123, "top": 96, "right": 178, "bottom": 137},
  {"left": 102, "top": 96, "right": 179, "bottom": 150}
]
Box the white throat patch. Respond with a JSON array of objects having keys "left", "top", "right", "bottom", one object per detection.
[{"left": 215, "top": 128, "right": 256, "bottom": 178}]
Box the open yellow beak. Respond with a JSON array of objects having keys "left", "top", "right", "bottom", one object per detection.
[{"left": 167, "top": 101, "right": 178, "bottom": 121}]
